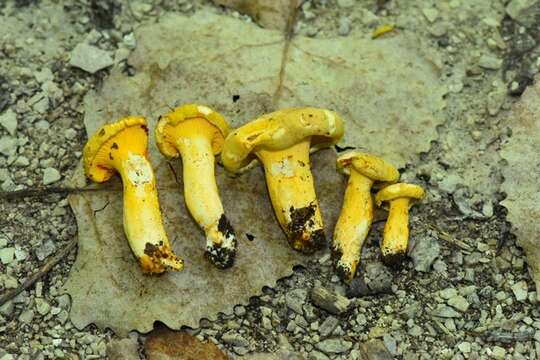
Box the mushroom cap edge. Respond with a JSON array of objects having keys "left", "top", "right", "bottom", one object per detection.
[
  {"left": 375, "top": 183, "right": 425, "bottom": 207},
  {"left": 155, "top": 104, "right": 230, "bottom": 158},
  {"left": 222, "top": 107, "right": 344, "bottom": 173},
  {"left": 336, "top": 151, "right": 399, "bottom": 183}
]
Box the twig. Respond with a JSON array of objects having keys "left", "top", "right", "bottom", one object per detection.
[
  {"left": 428, "top": 224, "right": 473, "bottom": 252},
  {"left": 0, "top": 238, "right": 77, "bottom": 306}
]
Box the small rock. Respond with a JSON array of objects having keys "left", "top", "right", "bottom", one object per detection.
[
  {"left": 439, "top": 288, "right": 458, "bottom": 300},
  {"left": 383, "top": 335, "right": 397, "bottom": 355},
  {"left": 457, "top": 341, "right": 471, "bottom": 353},
  {"left": 478, "top": 55, "right": 502, "bottom": 70},
  {"left": 506, "top": 0, "right": 538, "bottom": 26},
  {"left": 221, "top": 331, "right": 249, "bottom": 347},
  {"left": 35, "top": 240, "right": 57, "bottom": 261},
  {"left": 422, "top": 7, "right": 439, "bottom": 23},
  {"left": 319, "top": 316, "right": 339, "bottom": 337},
  {"left": 286, "top": 288, "right": 308, "bottom": 315},
  {"left": 0, "top": 109, "right": 17, "bottom": 135},
  {"left": 69, "top": 43, "right": 114, "bottom": 74},
  {"left": 491, "top": 346, "right": 506, "bottom": 360},
  {"left": 56, "top": 294, "right": 71, "bottom": 309},
  {"left": 360, "top": 339, "right": 394, "bottom": 360},
  {"left": 431, "top": 305, "right": 461, "bottom": 318},
  {"left": 511, "top": 281, "right": 528, "bottom": 301},
  {"left": 338, "top": 17, "right": 351, "bottom": 36},
  {"left": 447, "top": 295, "right": 469, "bottom": 312},
  {"left": 409, "top": 235, "right": 440, "bottom": 272},
  {"left": 234, "top": 305, "right": 246, "bottom": 316},
  {"left": 0, "top": 247, "right": 15, "bottom": 264},
  {"left": 315, "top": 338, "right": 353, "bottom": 354},
  {"left": 311, "top": 286, "right": 351, "bottom": 315},
  {"left": 364, "top": 262, "right": 393, "bottom": 294},
  {"left": 0, "top": 136, "right": 17, "bottom": 157},
  {"left": 35, "top": 298, "right": 51, "bottom": 316},
  {"left": 0, "top": 301, "right": 14, "bottom": 317},
  {"left": 346, "top": 276, "right": 371, "bottom": 298},
  {"left": 43, "top": 167, "right": 61, "bottom": 185},
  {"left": 18, "top": 309, "right": 34, "bottom": 324}
]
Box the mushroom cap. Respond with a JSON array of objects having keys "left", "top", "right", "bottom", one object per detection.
[
  {"left": 375, "top": 183, "right": 425, "bottom": 207},
  {"left": 222, "top": 107, "right": 344, "bottom": 173},
  {"left": 155, "top": 104, "right": 229, "bottom": 158},
  {"left": 336, "top": 151, "right": 399, "bottom": 183},
  {"left": 83, "top": 116, "right": 148, "bottom": 183}
]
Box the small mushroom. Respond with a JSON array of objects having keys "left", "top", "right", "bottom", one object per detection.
[
  {"left": 333, "top": 152, "right": 399, "bottom": 282},
  {"left": 375, "top": 183, "right": 424, "bottom": 265},
  {"left": 155, "top": 104, "right": 237, "bottom": 269},
  {"left": 222, "top": 108, "right": 344, "bottom": 253},
  {"left": 83, "top": 116, "right": 183, "bottom": 274}
]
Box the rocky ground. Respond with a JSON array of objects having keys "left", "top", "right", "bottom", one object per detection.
[{"left": 1, "top": 0, "right": 540, "bottom": 359}]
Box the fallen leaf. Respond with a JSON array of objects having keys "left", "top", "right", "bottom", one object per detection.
[
  {"left": 64, "top": 10, "right": 445, "bottom": 335},
  {"left": 145, "top": 326, "right": 228, "bottom": 360},
  {"left": 501, "top": 76, "right": 540, "bottom": 301}
]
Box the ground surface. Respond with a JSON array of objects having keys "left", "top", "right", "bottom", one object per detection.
[{"left": 0, "top": 0, "right": 539, "bottom": 359}]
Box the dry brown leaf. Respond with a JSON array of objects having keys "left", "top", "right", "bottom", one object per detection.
[
  {"left": 64, "top": 10, "right": 446, "bottom": 335},
  {"left": 501, "top": 76, "right": 540, "bottom": 300},
  {"left": 145, "top": 326, "right": 229, "bottom": 360}
]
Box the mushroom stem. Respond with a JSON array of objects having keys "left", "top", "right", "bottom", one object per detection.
[
  {"left": 333, "top": 171, "right": 374, "bottom": 282},
  {"left": 175, "top": 124, "right": 236, "bottom": 268},
  {"left": 115, "top": 151, "right": 183, "bottom": 273},
  {"left": 257, "top": 140, "right": 325, "bottom": 252},
  {"left": 381, "top": 197, "right": 410, "bottom": 263}
]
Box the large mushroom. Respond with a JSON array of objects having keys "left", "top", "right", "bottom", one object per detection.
[
  {"left": 155, "top": 104, "right": 237, "bottom": 269},
  {"left": 375, "top": 183, "right": 424, "bottom": 265},
  {"left": 222, "top": 108, "right": 344, "bottom": 253},
  {"left": 83, "top": 116, "right": 184, "bottom": 274},
  {"left": 333, "top": 151, "right": 399, "bottom": 282}
]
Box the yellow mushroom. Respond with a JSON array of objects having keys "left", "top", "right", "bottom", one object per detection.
[
  {"left": 83, "top": 116, "right": 183, "bottom": 274},
  {"left": 155, "top": 104, "right": 237, "bottom": 269},
  {"left": 222, "top": 108, "right": 344, "bottom": 253},
  {"left": 375, "top": 183, "right": 425, "bottom": 265},
  {"left": 333, "top": 152, "right": 399, "bottom": 282}
]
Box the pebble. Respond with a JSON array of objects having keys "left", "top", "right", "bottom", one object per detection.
[
  {"left": 409, "top": 235, "right": 440, "bottom": 272},
  {"left": 0, "top": 247, "right": 15, "bottom": 264},
  {"left": 0, "top": 301, "right": 14, "bottom": 317},
  {"left": 69, "top": 43, "right": 114, "bottom": 74},
  {"left": 506, "top": 0, "right": 537, "bottom": 25},
  {"left": 478, "top": 55, "right": 502, "bottom": 70},
  {"left": 286, "top": 288, "right": 308, "bottom": 315},
  {"left": 457, "top": 341, "right": 471, "bottom": 353},
  {"left": 319, "top": 316, "right": 339, "bottom": 337},
  {"left": 35, "top": 298, "right": 51, "bottom": 316},
  {"left": 35, "top": 240, "right": 57, "bottom": 261},
  {"left": 18, "top": 310, "right": 34, "bottom": 324},
  {"left": 511, "top": 281, "right": 528, "bottom": 301},
  {"left": 310, "top": 287, "right": 351, "bottom": 315},
  {"left": 0, "top": 136, "right": 17, "bottom": 157},
  {"left": 0, "top": 109, "right": 17, "bottom": 135},
  {"left": 364, "top": 262, "right": 393, "bottom": 294},
  {"left": 315, "top": 338, "right": 353, "bottom": 354},
  {"left": 338, "top": 17, "right": 351, "bottom": 36},
  {"left": 308, "top": 351, "right": 330, "bottom": 360},
  {"left": 234, "top": 305, "right": 246, "bottom": 316},
  {"left": 448, "top": 296, "right": 470, "bottom": 312},
  {"left": 431, "top": 305, "right": 462, "bottom": 318},
  {"left": 422, "top": 8, "right": 439, "bottom": 23},
  {"left": 439, "top": 288, "right": 458, "bottom": 300},
  {"left": 491, "top": 346, "right": 506, "bottom": 359},
  {"left": 221, "top": 331, "right": 249, "bottom": 347},
  {"left": 42, "top": 167, "right": 61, "bottom": 185},
  {"left": 337, "top": 0, "right": 354, "bottom": 8}
]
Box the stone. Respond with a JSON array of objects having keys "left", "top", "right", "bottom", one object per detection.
[
  {"left": 308, "top": 351, "right": 331, "bottom": 360},
  {"left": 69, "top": 43, "right": 114, "bottom": 74},
  {"left": 0, "top": 301, "right": 14, "bottom": 317},
  {"left": 511, "top": 281, "right": 528, "bottom": 301},
  {"left": 0, "top": 109, "right": 17, "bottom": 135},
  {"left": 56, "top": 294, "right": 71, "bottom": 309},
  {"left": 319, "top": 316, "right": 339, "bottom": 338},
  {"left": 447, "top": 296, "right": 470, "bottom": 312},
  {"left": 506, "top": 0, "right": 538, "bottom": 25},
  {"left": 18, "top": 310, "right": 34, "bottom": 324},
  {"left": 310, "top": 287, "right": 351, "bottom": 315},
  {"left": 439, "top": 288, "right": 458, "bottom": 300},
  {"left": 364, "top": 262, "right": 393, "bottom": 294},
  {"left": 431, "top": 305, "right": 461, "bottom": 318},
  {"left": 383, "top": 335, "right": 397, "bottom": 355},
  {"left": 478, "top": 55, "right": 502, "bottom": 70},
  {"left": 422, "top": 8, "right": 439, "bottom": 23},
  {"left": 338, "top": 17, "right": 351, "bottom": 36},
  {"left": 0, "top": 136, "right": 17, "bottom": 157},
  {"left": 234, "top": 305, "right": 246, "bottom": 316},
  {"left": 315, "top": 338, "right": 353, "bottom": 354},
  {"left": 35, "top": 240, "right": 57, "bottom": 261},
  {"left": 42, "top": 167, "right": 61, "bottom": 185},
  {"left": 457, "top": 341, "right": 471, "bottom": 353},
  {"left": 360, "top": 339, "right": 394, "bottom": 360},
  {"left": 409, "top": 234, "right": 440, "bottom": 272},
  {"left": 0, "top": 248, "right": 15, "bottom": 265},
  {"left": 35, "top": 298, "right": 51, "bottom": 316},
  {"left": 337, "top": 0, "right": 354, "bottom": 7},
  {"left": 286, "top": 288, "right": 308, "bottom": 315},
  {"left": 221, "top": 331, "right": 249, "bottom": 347}
]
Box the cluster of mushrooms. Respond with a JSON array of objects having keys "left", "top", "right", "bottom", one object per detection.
[{"left": 83, "top": 105, "right": 424, "bottom": 282}]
